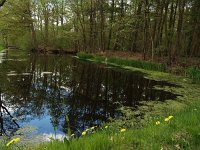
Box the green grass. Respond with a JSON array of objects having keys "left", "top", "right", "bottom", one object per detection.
[
  {"left": 77, "top": 52, "right": 94, "bottom": 60},
  {"left": 77, "top": 52, "right": 166, "bottom": 72},
  {"left": 185, "top": 66, "right": 200, "bottom": 84},
  {"left": 107, "top": 57, "right": 166, "bottom": 72},
  {"left": 34, "top": 100, "right": 200, "bottom": 150}
]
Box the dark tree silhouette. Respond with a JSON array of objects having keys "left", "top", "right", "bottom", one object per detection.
[{"left": 0, "top": 0, "right": 6, "bottom": 7}]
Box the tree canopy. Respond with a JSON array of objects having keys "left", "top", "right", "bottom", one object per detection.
[{"left": 0, "top": 0, "right": 200, "bottom": 63}]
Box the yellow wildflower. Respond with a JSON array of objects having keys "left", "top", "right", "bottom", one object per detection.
[
  {"left": 120, "top": 129, "right": 126, "bottom": 132},
  {"left": 105, "top": 126, "right": 108, "bottom": 129},
  {"left": 71, "top": 134, "right": 75, "bottom": 137},
  {"left": 82, "top": 131, "right": 86, "bottom": 136},
  {"left": 156, "top": 121, "right": 160, "bottom": 125},
  {"left": 164, "top": 115, "right": 174, "bottom": 121},
  {"left": 6, "top": 138, "right": 20, "bottom": 147},
  {"left": 164, "top": 117, "right": 169, "bottom": 121}
]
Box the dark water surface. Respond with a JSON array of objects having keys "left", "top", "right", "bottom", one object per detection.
[{"left": 0, "top": 50, "right": 179, "bottom": 138}]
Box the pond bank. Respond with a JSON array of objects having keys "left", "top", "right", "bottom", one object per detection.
[
  {"left": 1, "top": 51, "right": 200, "bottom": 149},
  {"left": 27, "top": 53, "right": 200, "bottom": 149},
  {"left": 76, "top": 52, "right": 200, "bottom": 84},
  {"left": 34, "top": 100, "right": 200, "bottom": 149}
]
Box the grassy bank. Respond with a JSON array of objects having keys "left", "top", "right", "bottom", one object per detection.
[
  {"left": 77, "top": 52, "right": 200, "bottom": 84},
  {"left": 31, "top": 100, "right": 200, "bottom": 150},
  {"left": 77, "top": 52, "right": 166, "bottom": 72}
]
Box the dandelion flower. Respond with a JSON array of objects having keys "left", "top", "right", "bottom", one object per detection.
[
  {"left": 156, "top": 121, "right": 160, "bottom": 125},
  {"left": 82, "top": 131, "right": 86, "bottom": 136},
  {"left": 105, "top": 126, "right": 108, "bottom": 129},
  {"left": 120, "top": 129, "right": 126, "bottom": 132},
  {"left": 164, "top": 118, "right": 169, "bottom": 121},
  {"left": 164, "top": 115, "right": 173, "bottom": 121},
  {"left": 6, "top": 138, "right": 20, "bottom": 147}
]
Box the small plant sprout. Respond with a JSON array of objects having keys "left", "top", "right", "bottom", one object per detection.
[
  {"left": 120, "top": 129, "right": 126, "bottom": 132},
  {"left": 66, "top": 115, "right": 71, "bottom": 136},
  {"left": 6, "top": 137, "right": 20, "bottom": 147},
  {"left": 156, "top": 121, "right": 160, "bottom": 125},
  {"left": 53, "top": 126, "right": 57, "bottom": 139}
]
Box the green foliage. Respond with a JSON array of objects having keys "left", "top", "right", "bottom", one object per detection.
[
  {"left": 107, "top": 57, "right": 166, "bottom": 72},
  {"left": 77, "top": 52, "right": 166, "bottom": 72},
  {"left": 94, "top": 55, "right": 105, "bottom": 63},
  {"left": 185, "top": 66, "right": 200, "bottom": 84},
  {"left": 77, "top": 52, "right": 94, "bottom": 60}
]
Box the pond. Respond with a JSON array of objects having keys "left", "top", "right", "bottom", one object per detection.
[{"left": 0, "top": 50, "right": 180, "bottom": 139}]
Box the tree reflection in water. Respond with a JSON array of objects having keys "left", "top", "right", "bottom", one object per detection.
[
  {"left": 0, "top": 91, "right": 19, "bottom": 136},
  {"left": 0, "top": 52, "right": 181, "bottom": 136}
]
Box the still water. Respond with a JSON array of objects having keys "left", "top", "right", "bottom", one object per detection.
[{"left": 0, "top": 50, "right": 179, "bottom": 138}]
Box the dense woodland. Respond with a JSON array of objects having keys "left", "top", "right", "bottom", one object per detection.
[{"left": 0, "top": 0, "right": 200, "bottom": 64}]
